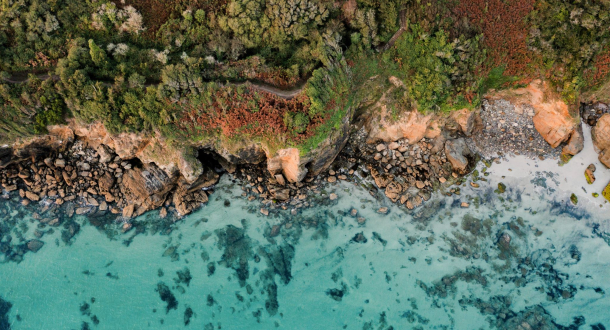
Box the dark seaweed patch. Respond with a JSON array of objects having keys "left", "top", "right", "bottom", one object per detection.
[
  {"left": 174, "top": 268, "right": 192, "bottom": 287},
  {"left": 548, "top": 200, "right": 590, "bottom": 220},
  {"left": 326, "top": 288, "right": 344, "bottom": 301},
  {"left": 184, "top": 306, "right": 193, "bottom": 326},
  {"left": 350, "top": 232, "right": 367, "bottom": 243},
  {"left": 372, "top": 232, "right": 387, "bottom": 246},
  {"left": 155, "top": 282, "right": 178, "bottom": 313},
  {"left": 0, "top": 296, "right": 12, "bottom": 330},
  {"left": 259, "top": 243, "right": 295, "bottom": 285},
  {"left": 215, "top": 225, "right": 253, "bottom": 286}
]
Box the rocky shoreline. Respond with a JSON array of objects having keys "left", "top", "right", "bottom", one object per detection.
[{"left": 1, "top": 79, "right": 609, "bottom": 241}]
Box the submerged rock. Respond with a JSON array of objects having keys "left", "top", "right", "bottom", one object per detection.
[
  {"left": 215, "top": 225, "right": 252, "bottom": 286},
  {"left": 156, "top": 282, "right": 178, "bottom": 313},
  {"left": 27, "top": 239, "right": 44, "bottom": 252}
]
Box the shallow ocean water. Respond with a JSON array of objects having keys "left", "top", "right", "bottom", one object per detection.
[{"left": 1, "top": 127, "right": 610, "bottom": 330}]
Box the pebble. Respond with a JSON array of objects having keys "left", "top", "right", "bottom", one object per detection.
[{"left": 329, "top": 193, "right": 338, "bottom": 201}]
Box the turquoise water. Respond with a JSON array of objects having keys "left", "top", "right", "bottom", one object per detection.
[{"left": 1, "top": 158, "right": 610, "bottom": 330}]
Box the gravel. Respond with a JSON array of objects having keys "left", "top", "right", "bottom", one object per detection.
[{"left": 467, "top": 99, "right": 561, "bottom": 160}]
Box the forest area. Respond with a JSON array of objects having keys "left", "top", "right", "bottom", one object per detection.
[{"left": 1, "top": 0, "right": 610, "bottom": 152}]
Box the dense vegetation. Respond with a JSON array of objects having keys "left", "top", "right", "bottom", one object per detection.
[{"left": 1, "top": 0, "right": 610, "bottom": 150}]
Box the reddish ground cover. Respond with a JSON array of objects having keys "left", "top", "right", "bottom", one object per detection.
[
  {"left": 176, "top": 87, "right": 319, "bottom": 142},
  {"left": 450, "top": 0, "right": 536, "bottom": 77},
  {"left": 584, "top": 48, "right": 610, "bottom": 89}
]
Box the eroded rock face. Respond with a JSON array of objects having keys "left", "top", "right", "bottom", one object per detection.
[
  {"left": 70, "top": 120, "right": 204, "bottom": 184},
  {"left": 445, "top": 138, "right": 472, "bottom": 174},
  {"left": 449, "top": 109, "right": 483, "bottom": 137},
  {"left": 120, "top": 163, "right": 179, "bottom": 218},
  {"left": 172, "top": 168, "right": 219, "bottom": 215},
  {"left": 268, "top": 148, "right": 304, "bottom": 183},
  {"left": 366, "top": 109, "right": 432, "bottom": 144},
  {"left": 4, "top": 126, "right": 75, "bottom": 168}
]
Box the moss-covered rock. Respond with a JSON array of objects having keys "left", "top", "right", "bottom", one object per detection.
[
  {"left": 603, "top": 183, "right": 610, "bottom": 202},
  {"left": 496, "top": 182, "right": 506, "bottom": 194},
  {"left": 570, "top": 193, "right": 578, "bottom": 205},
  {"left": 585, "top": 164, "right": 596, "bottom": 184}
]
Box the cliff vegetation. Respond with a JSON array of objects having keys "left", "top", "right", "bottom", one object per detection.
[{"left": 1, "top": 0, "right": 610, "bottom": 151}]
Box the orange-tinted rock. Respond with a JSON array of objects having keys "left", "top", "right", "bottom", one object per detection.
[
  {"left": 592, "top": 114, "right": 610, "bottom": 152},
  {"left": 267, "top": 148, "right": 305, "bottom": 183},
  {"left": 98, "top": 172, "right": 115, "bottom": 193},
  {"left": 366, "top": 109, "right": 431, "bottom": 144},
  {"left": 424, "top": 120, "right": 442, "bottom": 139},
  {"left": 533, "top": 103, "right": 574, "bottom": 148},
  {"left": 450, "top": 109, "right": 482, "bottom": 136}
]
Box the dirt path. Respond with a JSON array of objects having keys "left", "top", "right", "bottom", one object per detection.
[{"left": 2, "top": 73, "right": 306, "bottom": 99}]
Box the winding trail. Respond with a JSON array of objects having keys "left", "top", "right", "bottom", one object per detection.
[{"left": 2, "top": 72, "right": 307, "bottom": 99}]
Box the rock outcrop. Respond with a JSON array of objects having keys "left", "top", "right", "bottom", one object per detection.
[
  {"left": 448, "top": 108, "right": 483, "bottom": 137},
  {"left": 268, "top": 148, "right": 304, "bottom": 183},
  {"left": 593, "top": 113, "right": 610, "bottom": 168},
  {"left": 3, "top": 126, "right": 74, "bottom": 168},
  {"left": 366, "top": 109, "right": 433, "bottom": 144},
  {"left": 71, "top": 120, "right": 203, "bottom": 184},
  {"left": 445, "top": 138, "right": 473, "bottom": 174},
  {"left": 562, "top": 126, "right": 584, "bottom": 157},
  {"left": 533, "top": 104, "right": 574, "bottom": 148},
  {"left": 120, "top": 163, "right": 179, "bottom": 218}
]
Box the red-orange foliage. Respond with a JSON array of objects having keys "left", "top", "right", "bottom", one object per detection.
[
  {"left": 584, "top": 48, "right": 610, "bottom": 88},
  {"left": 254, "top": 70, "right": 300, "bottom": 88},
  {"left": 208, "top": 58, "right": 300, "bottom": 87},
  {"left": 176, "top": 87, "right": 318, "bottom": 142},
  {"left": 450, "top": 0, "right": 535, "bottom": 77}
]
